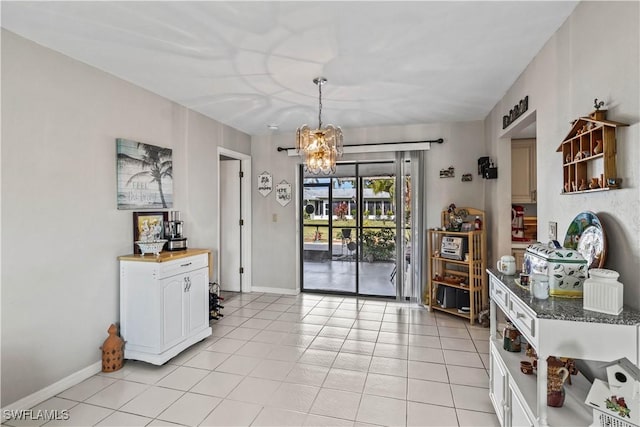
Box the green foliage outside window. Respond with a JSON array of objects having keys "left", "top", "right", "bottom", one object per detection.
[{"left": 361, "top": 228, "right": 395, "bottom": 262}]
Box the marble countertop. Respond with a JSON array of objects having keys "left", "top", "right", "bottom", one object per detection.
[{"left": 487, "top": 268, "right": 640, "bottom": 325}]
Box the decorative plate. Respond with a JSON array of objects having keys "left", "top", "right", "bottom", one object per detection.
[
  {"left": 563, "top": 211, "right": 606, "bottom": 268},
  {"left": 577, "top": 226, "right": 605, "bottom": 269}
]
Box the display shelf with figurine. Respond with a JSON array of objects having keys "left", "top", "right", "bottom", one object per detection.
[{"left": 557, "top": 101, "right": 628, "bottom": 195}]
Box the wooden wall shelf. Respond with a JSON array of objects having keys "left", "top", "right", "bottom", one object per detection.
[{"left": 557, "top": 110, "right": 628, "bottom": 194}]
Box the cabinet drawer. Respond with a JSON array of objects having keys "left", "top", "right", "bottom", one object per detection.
[
  {"left": 159, "top": 254, "right": 208, "bottom": 279},
  {"left": 490, "top": 277, "right": 509, "bottom": 313},
  {"left": 508, "top": 296, "right": 537, "bottom": 348}
]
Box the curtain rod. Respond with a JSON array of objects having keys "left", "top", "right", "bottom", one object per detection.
[{"left": 276, "top": 138, "right": 444, "bottom": 152}]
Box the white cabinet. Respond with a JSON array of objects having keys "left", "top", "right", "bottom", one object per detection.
[
  {"left": 488, "top": 269, "right": 640, "bottom": 427},
  {"left": 512, "top": 139, "right": 537, "bottom": 203},
  {"left": 120, "top": 249, "right": 212, "bottom": 365}
]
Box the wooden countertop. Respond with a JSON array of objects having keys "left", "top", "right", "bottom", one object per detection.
[{"left": 118, "top": 248, "right": 211, "bottom": 262}]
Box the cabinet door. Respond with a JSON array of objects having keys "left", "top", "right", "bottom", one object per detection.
[
  {"left": 509, "top": 383, "right": 535, "bottom": 427},
  {"left": 489, "top": 344, "right": 507, "bottom": 426},
  {"left": 512, "top": 140, "right": 536, "bottom": 203},
  {"left": 186, "top": 267, "right": 209, "bottom": 335},
  {"left": 162, "top": 274, "right": 186, "bottom": 349}
]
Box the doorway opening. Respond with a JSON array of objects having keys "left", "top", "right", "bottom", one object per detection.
[
  {"left": 510, "top": 119, "right": 538, "bottom": 269},
  {"left": 217, "top": 148, "right": 252, "bottom": 293}
]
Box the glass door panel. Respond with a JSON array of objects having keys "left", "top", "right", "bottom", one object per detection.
[
  {"left": 359, "top": 163, "right": 397, "bottom": 297},
  {"left": 301, "top": 164, "right": 357, "bottom": 294}
]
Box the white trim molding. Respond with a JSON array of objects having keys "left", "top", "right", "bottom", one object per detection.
[
  {"left": 1, "top": 361, "right": 101, "bottom": 418},
  {"left": 251, "top": 286, "right": 300, "bottom": 296}
]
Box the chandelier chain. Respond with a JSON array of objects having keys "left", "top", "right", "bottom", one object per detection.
[{"left": 317, "top": 81, "right": 323, "bottom": 129}]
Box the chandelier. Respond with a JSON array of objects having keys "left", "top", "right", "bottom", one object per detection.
[{"left": 296, "top": 77, "right": 343, "bottom": 174}]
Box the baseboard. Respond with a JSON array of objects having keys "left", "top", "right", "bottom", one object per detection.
[
  {"left": 2, "top": 360, "right": 101, "bottom": 416},
  {"left": 250, "top": 286, "right": 299, "bottom": 296}
]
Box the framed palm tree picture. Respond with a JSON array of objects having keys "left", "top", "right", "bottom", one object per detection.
[{"left": 116, "top": 138, "right": 173, "bottom": 209}]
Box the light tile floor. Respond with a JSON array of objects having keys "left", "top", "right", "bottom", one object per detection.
[{"left": 4, "top": 293, "right": 498, "bottom": 427}]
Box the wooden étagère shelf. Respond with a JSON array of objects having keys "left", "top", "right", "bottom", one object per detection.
[{"left": 426, "top": 208, "right": 487, "bottom": 324}]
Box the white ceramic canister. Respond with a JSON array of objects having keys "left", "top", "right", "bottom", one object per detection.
[
  {"left": 497, "top": 255, "right": 516, "bottom": 275},
  {"left": 531, "top": 274, "right": 550, "bottom": 300},
  {"left": 583, "top": 269, "right": 623, "bottom": 315}
]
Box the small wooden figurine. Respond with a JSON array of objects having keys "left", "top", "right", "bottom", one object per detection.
[{"left": 579, "top": 179, "right": 588, "bottom": 191}]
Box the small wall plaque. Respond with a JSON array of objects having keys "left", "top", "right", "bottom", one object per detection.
[
  {"left": 258, "top": 171, "right": 273, "bottom": 197},
  {"left": 276, "top": 180, "right": 292, "bottom": 207},
  {"left": 439, "top": 166, "right": 455, "bottom": 178}
]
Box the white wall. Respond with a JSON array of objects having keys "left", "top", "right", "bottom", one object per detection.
[
  {"left": 0, "top": 30, "right": 250, "bottom": 406},
  {"left": 484, "top": 1, "right": 640, "bottom": 308},
  {"left": 250, "top": 121, "right": 486, "bottom": 291}
]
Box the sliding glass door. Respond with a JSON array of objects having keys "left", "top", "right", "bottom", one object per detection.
[{"left": 300, "top": 158, "right": 418, "bottom": 299}]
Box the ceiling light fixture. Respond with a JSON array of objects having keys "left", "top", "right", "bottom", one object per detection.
[{"left": 296, "top": 77, "right": 343, "bottom": 174}]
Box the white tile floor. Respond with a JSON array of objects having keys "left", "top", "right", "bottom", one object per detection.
[{"left": 4, "top": 293, "right": 499, "bottom": 427}]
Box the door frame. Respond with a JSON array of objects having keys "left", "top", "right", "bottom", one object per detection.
[{"left": 217, "top": 147, "right": 252, "bottom": 293}]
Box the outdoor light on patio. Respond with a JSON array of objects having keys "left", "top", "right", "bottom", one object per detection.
[{"left": 296, "top": 77, "right": 343, "bottom": 174}]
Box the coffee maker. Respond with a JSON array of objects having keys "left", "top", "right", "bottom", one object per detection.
[{"left": 166, "top": 211, "right": 188, "bottom": 251}]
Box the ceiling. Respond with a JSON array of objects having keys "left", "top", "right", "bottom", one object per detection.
[{"left": 1, "top": 1, "right": 577, "bottom": 136}]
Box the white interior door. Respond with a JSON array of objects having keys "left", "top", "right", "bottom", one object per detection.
[{"left": 220, "top": 159, "right": 241, "bottom": 292}]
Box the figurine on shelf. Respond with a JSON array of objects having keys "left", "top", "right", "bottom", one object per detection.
[
  {"left": 446, "top": 204, "right": 468, "bottom": 232},
  {"left": 572, "top": 181, "right": 578, "bottom": 192},
  {"left": 594, "top": 98, "right": 605, "bottom": 111},
  {"left": 590, "top": 178, "right": 600, "bottom": 189},
  {"left": 575, "top": 151, "right": 583, "bottom": 161},
  {"left": 594, "top": 139, "right": 603, "bottom": 154},
  {"left": 564, "top": 182, "right": 571, "bottom": 193},
  {"left": 579, "top": 179, "right": 588, "bottom": 191},
  {"left": 565, "top": 153, "right": 572, "bottom": 163},
  {"left": 607, "top": 178, "right": 622, "bottom": 188}
]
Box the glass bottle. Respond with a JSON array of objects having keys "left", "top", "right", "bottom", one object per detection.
[
  {"left": 503, "top": 321, "right": 521, "bottom": 352},
  {"left": 474, "top": 216, "right": 482, "bottom": 230}
]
